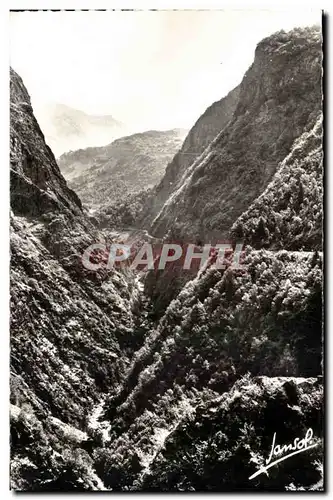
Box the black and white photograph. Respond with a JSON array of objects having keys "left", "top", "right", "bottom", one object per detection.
[{"left": 9, "top": 7, "right": 324, "bottom": 492}]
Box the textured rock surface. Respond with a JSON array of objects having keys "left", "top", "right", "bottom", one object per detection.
[
  {"left": 143, "top": 376, "right": 323, "bottom": 491},
  {"left": 10, "top": 68, "right": 143, "bottom": 489},
  {"left": 139, "top": 85, "right": 240, "bottom": 226},
  {"left": 148, "top": 27, "right": 322, "bottom": 242}
]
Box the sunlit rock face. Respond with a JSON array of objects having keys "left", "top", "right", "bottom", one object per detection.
[{"left": 139, "top": 84, "right": 240, "bottom": 227}]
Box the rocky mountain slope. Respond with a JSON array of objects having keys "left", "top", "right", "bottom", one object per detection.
[
  {"left": 147, "top": 26, "right": 322, "bottom": 243},
  {"left": 10, "top": 68, "right": 144, "bottom": 490},
  {"left": 98, "top": 247, "right": 322, "bottom": 490},
  {"left": 145, "top": 115, "right": 323, "bottom": 315},
  {"left": 34, "top": 102, "right": 125, "bottom": 157},
  {"left": 230, "top": 116, "right": 323, "bottom": 250},
  {"left": 58, "top": 129, "right": 187, "bottom": 212},
  {"left": 142, "top": 26, "right": 322, "bottom": 315},
  {"left": 139, "top": 85, "right": 240, "bottom": 226}
]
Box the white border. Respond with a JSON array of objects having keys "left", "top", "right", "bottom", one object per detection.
[{"left": 4, "top": 0, "right": 330, "bottom": 10}]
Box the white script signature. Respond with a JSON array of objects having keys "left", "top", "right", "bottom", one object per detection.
[{"left": 249, "top": 428, "right": 319, "bottom": 480}]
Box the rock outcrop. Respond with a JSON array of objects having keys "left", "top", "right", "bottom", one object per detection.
[
  {"left": 148, "top": 27, "right": 322, "bottom": 243},
  {"left": 140, "top": 85, "right": 240, "bottom": 226}
]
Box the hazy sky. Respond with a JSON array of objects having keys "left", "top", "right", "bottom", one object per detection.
[{"left": 10, "top": 9, "right": 321, "bottom": 132}]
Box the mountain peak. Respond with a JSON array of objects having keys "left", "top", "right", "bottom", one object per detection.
[{"left": 148, "top": 25, "right": 322, "bottom": 242}]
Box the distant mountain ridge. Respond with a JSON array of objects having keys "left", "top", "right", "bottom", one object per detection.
[{"left": 33, "top": 102, "right": 126, "bottom": 156}]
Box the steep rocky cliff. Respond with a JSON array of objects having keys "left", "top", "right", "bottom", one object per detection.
[
  {"left": 142, "top": 26, "right": 322, "bottom": 315},
  {"left": 10, "top": 70, "right": 82, "bottom": 217},
  {"left": 148, "top": 26, "right": 322, "bottom": 242}
]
